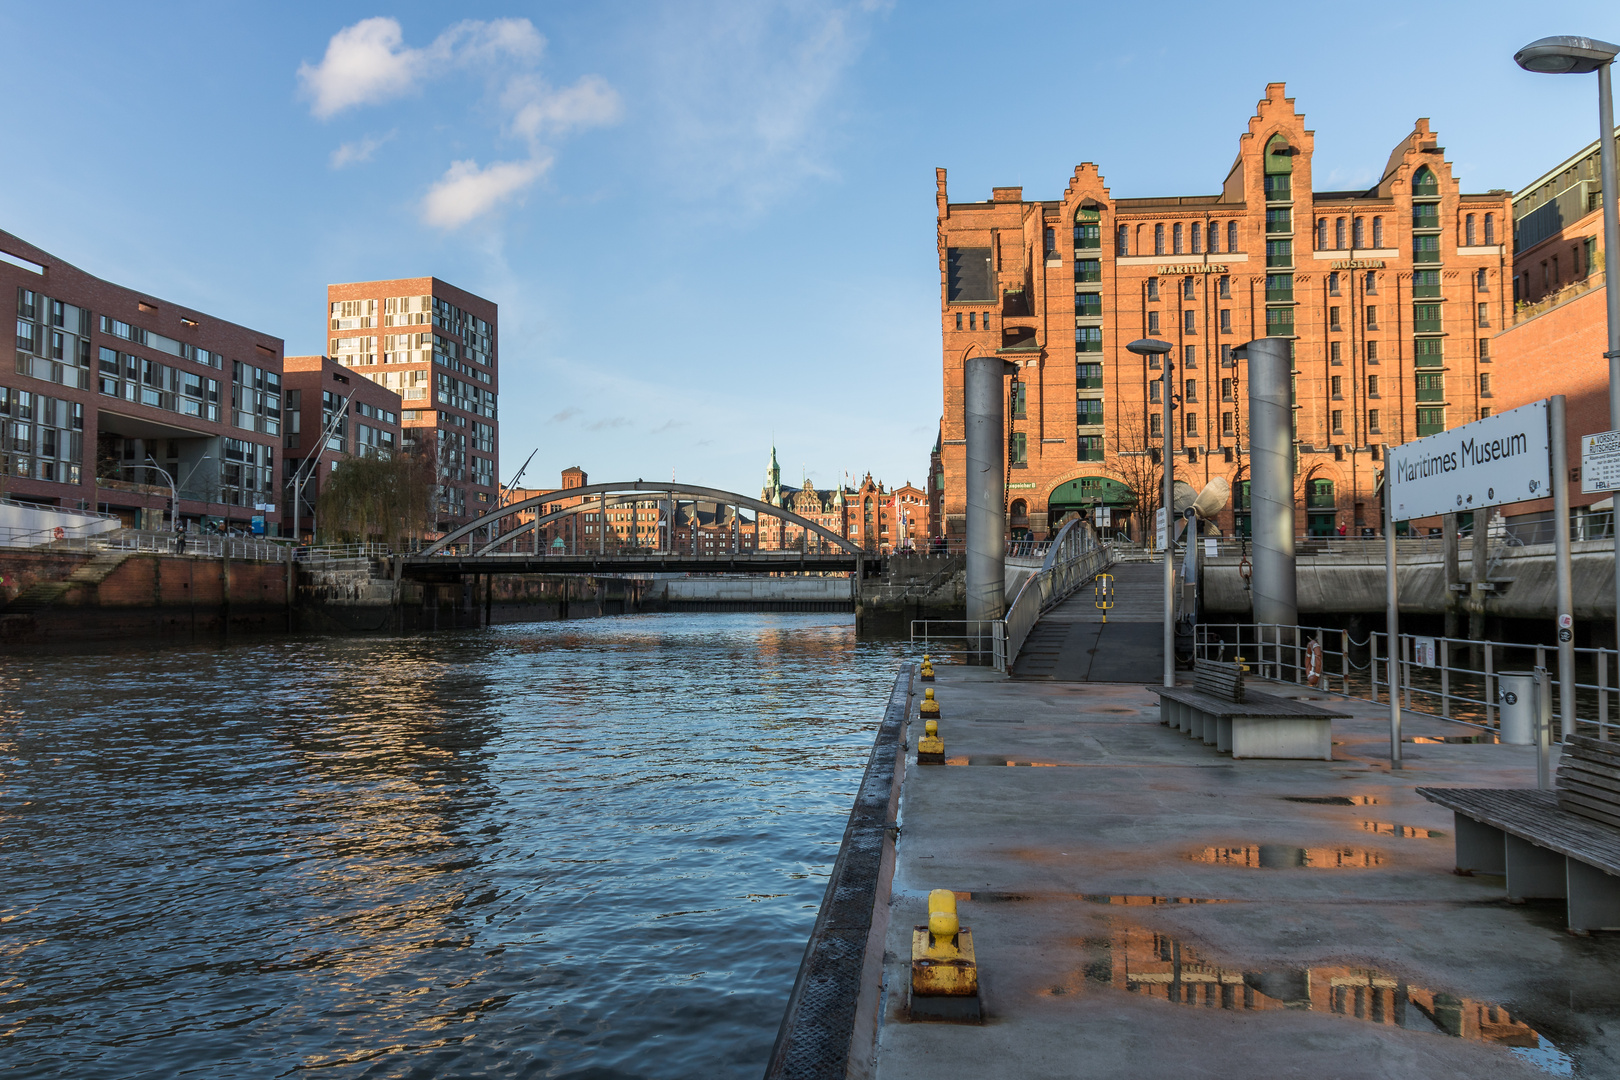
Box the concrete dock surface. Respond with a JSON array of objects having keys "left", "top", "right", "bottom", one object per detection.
[{"left": 872, "top": 666, "right": 1620, "bottom": 1079}]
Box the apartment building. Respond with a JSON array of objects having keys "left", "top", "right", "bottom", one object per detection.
[
  {"left": 325, "top": 277, "right": 498, "bottom": 533},
  {"left": 935, "top": 83, "right": 1512, "bottom": 541},
  {"left": 280, "top": 355, "right": 403, "bottom": 541},
  {"left": 1, "top": 229, "right": 285, "bottom": 533}
]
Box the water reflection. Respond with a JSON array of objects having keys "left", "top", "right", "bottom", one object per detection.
[
  {"left": 0, "top": 615, "right": 905, "bottom": 1079},
  {"left": 1359, "top": 821, "right": 1445, "bottom": 839},
  {"left": 1077, "top": 925, "right": 1573, "bottom": 1074},
  {"left": 1187, "top": 845, "right": 1385, "bottom": 868}
]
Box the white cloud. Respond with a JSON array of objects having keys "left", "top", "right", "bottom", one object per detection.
[
  {"left": 298, "top": 16, "right": 548, "bottom": 119},
  {"left": 421, "top": 157, "right": 553, "bottom": 229},
  {"left": 507, "top": 74, "right": 623, "bottom": 143},
  {"left": 329, "top": 131, "right": 394, "bottom": 169},
  {"left": 298, "top": 17, "right": 423, "bottom": 119}
]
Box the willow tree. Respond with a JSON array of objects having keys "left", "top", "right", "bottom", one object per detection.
[{"left": 315, "top": 450, "right": 436, "bottom": 548}]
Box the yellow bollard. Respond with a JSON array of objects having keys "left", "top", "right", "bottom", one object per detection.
[
  {"left": 919, "top": 687, "right": 941, "bottom": 719},
  {"left": 910, "top": 888, "right": 981, "bottom": 1021},
  {"left": 917, "top": 717, "right": 945, "bottom": 764},
  {"left": 920, "top": 654, "right": 935, "bottom": 682}
]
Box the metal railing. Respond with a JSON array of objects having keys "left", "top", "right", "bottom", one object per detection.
[
  {"left": 294, "top": 542, "right": 392, "bottom": 563},
  {"left": 911, "top": 519, "right": 1112, "bottom": 673},
  {"left": 1195, "top": 622, "right": 1620, "bottom": 740}
]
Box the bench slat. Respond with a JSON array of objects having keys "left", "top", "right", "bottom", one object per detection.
[
  {"left": 1557, "top": 791, "right": 1620, "bottom": 831},
  {"left": 1149, "top": 685, "right": 1349, "bottom": 720},
  {"left": 1557, "top": 767, "right": 1620, "bottom": 802},
  {"left": 1560, "top": 755, "right": 1620, "bottom": 785},
  {"left": 1570, "top": 735, "right": 1620, "bottom": 765},
  {"left": 1417, "top": 787, "right": 1620, "bottom": 875}
]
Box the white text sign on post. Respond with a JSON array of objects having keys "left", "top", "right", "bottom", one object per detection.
[
  {"left": 1386, "top": 401, "right": 1551, "bottom": 520},
  {"left": 1581, "top": 430, "right": 1620, "bottom": 494}
]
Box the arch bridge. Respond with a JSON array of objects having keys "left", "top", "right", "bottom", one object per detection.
[{"left": 400, "top": 480, "right": 877, "bottom": 579}]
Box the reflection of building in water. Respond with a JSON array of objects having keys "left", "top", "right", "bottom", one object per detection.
[
  {"left": 1359, "top": 821, "right": 1443, "bottom": 839},
  {"left": 1093, "top": 926, "right": 1543, "bottom": 1049},
  {"left": 1188, "top": 845, "right": 1384, "bottom": 868}
]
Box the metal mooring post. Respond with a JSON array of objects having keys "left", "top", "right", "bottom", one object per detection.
[
  {"left": 1386, "top": 476, "right": 1402, "bottom": 769},
  {"left": 964, "top": 356, "right": 1016, "bottom": 629},
  {"left": 1551, "top": 395, "right": 1576, "bottom": 739}
]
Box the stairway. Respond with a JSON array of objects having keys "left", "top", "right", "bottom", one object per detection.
[
  {"left": 2, "top": 550, "right": 133, "bottom": 616},
  {"left": 1012, "top": 560, "right": 1165, "bottom": 682}
]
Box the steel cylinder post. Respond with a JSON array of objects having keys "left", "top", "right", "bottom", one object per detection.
[
  {"left": 964, "top": 356, "right": 1016, "bottom": 624},
  {"left": 1246, "top": 338, "right": 1298, "bottom": 630}
]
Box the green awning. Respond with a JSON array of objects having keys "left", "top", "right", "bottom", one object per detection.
[{"left": 1048, "top": 476, "right": 1135, "bottom": 508}]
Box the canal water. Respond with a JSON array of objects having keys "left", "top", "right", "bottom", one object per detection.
[{"left": 0, "top": 614, "right": 908, "bottom": 1078}]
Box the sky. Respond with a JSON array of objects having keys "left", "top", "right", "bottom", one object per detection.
[{"left": 1, "top": 1, "right": 1616, "bottom": 498}]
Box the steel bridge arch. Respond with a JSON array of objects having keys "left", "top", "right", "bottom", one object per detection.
[{"left": 415, "top": 481, "right": 864, "bottom": 558}]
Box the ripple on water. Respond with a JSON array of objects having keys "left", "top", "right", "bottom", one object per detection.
[{"left": 0, "top": 614, "right": 908, "bottom": 1079}]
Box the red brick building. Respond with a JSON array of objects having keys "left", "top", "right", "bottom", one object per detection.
[
  {"left": 758, "top": 447, "right": 928, "bottom": 553},
  {"left": 936, "top": 84, "right": 1512, "bottom": 542},
  {"left": 280, "top": 355, "right": 403, "bottom": 541},
  {"left": 325, "top": 277, "right": 498, "bottom": 533},
  {"left": 1, "top": 229, "right": 286, "bottom": 534},
  {"left": 1487, "top": 124, "right": 1617, "bottom": 539}
]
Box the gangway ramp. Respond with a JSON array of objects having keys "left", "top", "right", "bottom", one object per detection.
[{"left": 1012, "top": 561, "right": 1163, "bottom": 681}]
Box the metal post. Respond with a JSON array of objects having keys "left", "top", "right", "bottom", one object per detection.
[
  {"left": 599, "top": 493, "right": 606, "bottom": 554},
  {"left": 1441, "top": 637, "right": 1451, "bottom": 718},
  {"left": 1552, "top": 395, "right": 1578, "bottom": 740},
  {"left": 1403, "top": 634, "right": 1413, "bottom": 709},
  {"left": 1386, "top": 484, "right": 1402, "bottom": 768},
  {"left": 1601, "top": 649, "right": 1611, "bottom": 739},
  {"left": 1341, "top": 629, "right": 1349, "bottom": 694},
  {"left": 964, "top": 356, "right": 1015, "bottom": 625},
  {"left": 1246, "top": 338, "right": 1298, "bottom": 634},
  {"left": 1162, "top": 353, "right": 1175, "bottom": 688},
  {"left": 1536, "top": 666, "right": 1554, "bottom": 790},
  {"left": 1372, "top": 632, "right": 1381, "bottom": 702},
  {"left": 1598, "top": 61, "right": 1620, "bottom": 667},
  {"left": 1486, "top": 643, "right": 1496, "bottom": 731},
  {"left": 1442, "top": 513, "right": 1460, "bottom": 638}
]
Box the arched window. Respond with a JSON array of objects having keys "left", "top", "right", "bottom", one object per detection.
[
  {"left": 1413, "top": 166, "right": 1439, "bottom": 195},
  {"left": 1484, "top": 213, "right": 1496, "bottom": 244},
  {"left": 1328, "top": 271, "right": 1340, "bottom": 296},
  {"left": 1191, "top": 221, "right": 1202, "bottom": 254},
  {"left": 1155, "top": 223, "right": 1165, "bottom": 255},
  {"left": 1263, "top": 133, "right": 1293, "bottom": 201},
  {"left": 1208, "top": 223, "right": 1220, "bottom": 254},
  {"left": 1372, "top": 217, "right": 1384, "bottom": 248},
  {"left": 1335, "top": 217, "right": 1347, "bottom": 249},
  {"left": 1353, "top": 217, "right": 1365, "bottom": 248},
  {"left": 1465, "top": 214, "right": 1476, "bottom": 246},
  {"left": 1173, "top": 222, "right": 1184, "bottom": 254},
  {"left": 1009, "top": 498, "right": 1028, "bottom": 520},
  {"left": 1317, "top": 218, "right": 1328, "bottom": 249},
  {"left": 1044, "top": 226, "right": 1056, "bottom": 255},
  {"left": 1476, "top": 268, "right": 1489, "bottom": 292},
  {"left": 1116, "top": 224, "right": 1129, "bottom": 255},
  {"left": 1227, "top": 221, "right": 1238, "bottom": 252}
]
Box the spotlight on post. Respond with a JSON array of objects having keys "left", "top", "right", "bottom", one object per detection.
[{"left": 1126, "top": 337, "right": 1176, "bottom": 688}]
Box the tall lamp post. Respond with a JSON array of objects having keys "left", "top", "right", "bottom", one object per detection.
[
  {"left": 1128, "top": 336, "right": 1176, "bottom": 687},
  {"left": 1515, "top": 35, "right": 1620, "bottom": 653},
  {"left": 143, "top": 457, "right": 178, "bottom": 533}
]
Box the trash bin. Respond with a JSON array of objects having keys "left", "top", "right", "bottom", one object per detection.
[{"left": 1497, "top": 672, "right": 1538, "bottom": 745}]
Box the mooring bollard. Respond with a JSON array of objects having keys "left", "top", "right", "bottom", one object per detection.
[
  {"left": 920, "top": 687, "right": 940, "bottom": 719},
  {"left": 920, "top": 654, "right": 935, "bottom": 682},
  {"left": 910, "top": 888, "right": 981, "bottom": 1022},
  {"left": 918, "top": 718, "right": 945, "bottom": 764}
]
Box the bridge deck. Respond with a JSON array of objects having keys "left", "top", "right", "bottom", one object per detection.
[
  {"left": 402, "top": 551, "right": 863, "bottom": 578},
  {"left": 1013, "top": 560, "right": 1164, "bottom": 682}
]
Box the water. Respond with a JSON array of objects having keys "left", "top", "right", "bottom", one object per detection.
[{"left": 0, "top": 614, "right": 908, "bottom": 1079}]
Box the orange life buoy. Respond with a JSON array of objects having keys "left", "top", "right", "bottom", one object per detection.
[
  {"left": 53, "top": 526, "right": 65, "bottom": 540},
  {"left": 1305, "top": 638, "right": 1324, "bottom": 687}
]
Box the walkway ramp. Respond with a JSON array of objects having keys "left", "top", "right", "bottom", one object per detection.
[{"left": 1012, "top": 560, "right": 1163, "bottom": 682}]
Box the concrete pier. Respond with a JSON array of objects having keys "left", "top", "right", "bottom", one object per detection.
[{"left": 859, "top": 666, "right": 1620, "bottom": 1079}]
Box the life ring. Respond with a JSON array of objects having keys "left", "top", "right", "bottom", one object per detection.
[
  {"left": 1305, "top": 638, "right": 1323, "bottom": 687},
  {"left": 53, "top": 526, "right": 64, "bottom": 540}
]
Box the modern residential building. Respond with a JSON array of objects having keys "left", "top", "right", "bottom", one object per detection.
[
  {"left": 935, "top": 83, "right": 1513, "bottom": 541},
  {"left": 1488, "top": 124, "right": 1618, "bottom": 539},
  {"left": 325, "top": 277, "right": 498, "bottom": 534},
  {"left": 280, "top": 355, "right": 403, "bottom": 542},
  {"left": 1, "top": 229, "right": 286, "bottom": 533}
]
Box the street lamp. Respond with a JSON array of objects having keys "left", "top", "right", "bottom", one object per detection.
[
  {"left": 143, "top": 457, "right": 177, "bottom": 533},
  {"left": 1515, "top": 35, "right": 1620, "bottom": 656},
  {"left": 1128, "top": 336, "right": 1176, "bottom": 687}
]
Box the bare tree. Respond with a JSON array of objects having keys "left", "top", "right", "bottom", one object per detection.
[
  {"left": 316, "top": 447, "right": 436, "bottom": 548},
  {"left": 1112, "top": 409, "right": 1179, "bottom": 543}
]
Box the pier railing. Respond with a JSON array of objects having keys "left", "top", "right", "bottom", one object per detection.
[{"left": 1195, "top": 622, "right": 1620, "bottom": 741}]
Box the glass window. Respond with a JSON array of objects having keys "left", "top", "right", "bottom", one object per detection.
[
  {"left": 1154, "top": 224, "right": 1165, "bottom": 255},
  {"left": 1076, "top": 362, "right": 1103, "bottom": 388},
  {"left": 1146, "top": 277, "right": 1160, "bottom": 301},
  {"left": 1183, "top": 276, "right": 1195, "bottom": 300},
  {"left": 1010, "top": 432, "right": 1027, "bottom": 464},
  {"left": 1266, "top": 207, "right": 1291, "bottom": 234},
  {"left": 1372, "top": 217, "right": 1384, "bottom": 248},
  {"left": 1077, "top": 398, "right": 1104, "bottom": 425},
  {"left": 1191, "top": 222, "right": 1202, "bottom": 254},
  {"left": 1012, "top": 381, "right": 1026, "bottom": 418},
  {"left": 1265, "top": 239, "right": 1292, "bottom": 267},
  {"left": 1173, "top": 223, "right": 1183, "bottom": 254},
  {"left": 1076, "top": 326, "right": 1103, "bottom": 353},
  {"left": 1077, "top": 435, "right": 1104, "bottom": 461},
  {"left": 1075, "top": 258, "right": 1102, "bottom": 282},
  {"left": 1413, "top": 166, "right": 1439, "bottom": 196},
  {"left": 1227, "top": 221, "right": 1238, "bottom": 252},
  {"left": 1218, "top": 275, "right": 1230, "bottom": 299},
  {"left": 1328, "top": 271, "right": 1340, "bottom": 296}
]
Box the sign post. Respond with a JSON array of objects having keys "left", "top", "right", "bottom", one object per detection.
[{"left": 1384, "top": 399, "right": 1567, "bottom": 760}]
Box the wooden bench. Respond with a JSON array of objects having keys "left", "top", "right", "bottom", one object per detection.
[
  {"left": 1420, "top": 735, "right": 1620, "bottom": 932},
  {"left": 1146, "top": 659, "right": 1349, "bottom": 761}
]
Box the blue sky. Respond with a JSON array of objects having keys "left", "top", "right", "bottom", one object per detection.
[{"left": 1, "top": 2, "right": 1615, "bottom": 497}]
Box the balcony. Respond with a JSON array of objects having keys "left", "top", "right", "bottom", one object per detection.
[
  {"left": 1265, "top": 286, "right": 1294, "bottom": 303},
  {"left": 1413, "top": 282, "right": 1441, "bottom": 298},
  {"left": 1074, "top": 259, "right": 1101, "bottom": 283},
  {"left": 1074, "top": 293, "right": 1103, "bottom": 318},
  {"left": 1264, "top": 175, "right": 1292, "bottom": 202},
  {"left": 1412, "top": 207, "right": 1440, "bottom": 230},
  {"left": 1416, "top": 386, "right": 1445, "bottom": 403},
  {"left": 1265, "top": 208, "right": 1292, "bottom": 234},
  {"left": 1264, "top": 311, "right": 1295, "bottom": 337}
]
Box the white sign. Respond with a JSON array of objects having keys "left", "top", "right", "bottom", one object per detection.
[
  {"left": 1094, "top": 505, "right": 1109, "bottom": 528},
  {"left": 1581, "top": 430, "right": 1620, "bottom": 493},
  {"left": 1155, "top": 506, "right": 1167, "bottom": 550},
  {"left": 1414, "top": 637, "right": 1436, "bottom": 668},
  {"left": 1386, "top": 401, "right": 1550, "bottom": 520},
  {"left": 1559, "top": 613, "right": 1574, "bottom": 630},
  {"left": 1205, "top": 537, "right": 1218, "bottom": 558}
]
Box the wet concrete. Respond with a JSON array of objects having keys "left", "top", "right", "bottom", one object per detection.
[{"left": 871, "top": 666, "right": 1620, "bottom": 1079}]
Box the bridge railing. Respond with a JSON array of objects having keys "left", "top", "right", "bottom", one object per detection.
[
  {"left": 1195, "top": 622, "right": 1620, "bottom": 742},
  {"left": 1002, "top": 519, "right": 1112, "bottom": 671}
]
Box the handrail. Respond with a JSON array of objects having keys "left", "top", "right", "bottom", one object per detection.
[{"left": 1003, "top": 518, "right": 1112, "bottom": 672}]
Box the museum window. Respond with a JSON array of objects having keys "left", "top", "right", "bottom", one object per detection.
[
  {"left": 1368, "top": 409, "right": 1381, "bottom": 434},
  {"left": 1173, "top": 223, "right": 1184, "bottom": 254},
  {"left": 1191, "top": 222, "right": 1203, "bottom": 254},
  {"left": 1147, "top": 277, "right": 1160, "bottom": 301},
  {"left": 1484, "top": 213, "right": 1496, "bottom": 244},
  {"left": 1218, "top": 274, "right": 1231, "bottom": 299},
  {"left": 1155, "top": 223, "right": 1165, "bottom": 255},
  {"left": 1372, "top": 217, "right": 1384, "bottom": 248},
  {"left": 1227, "top": 221, "right": 1238, "bottom": 252},
  {"left": 1328, "top": 271, "right": 1340, "bottom": 296}
]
